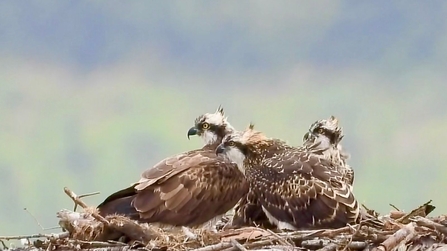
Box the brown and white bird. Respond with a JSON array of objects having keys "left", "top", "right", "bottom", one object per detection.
[
  {"left": 216, "top": 124, "right": 360, "bottom": 230},
  {"left": 229, "top": 117, "right": 354, "bottom": 229},
  {"left": 97, "top": 107, "right": 248, "bottom": 230},
  {"left": 302, "top": 116, "right": 354, "bottom": 187}
]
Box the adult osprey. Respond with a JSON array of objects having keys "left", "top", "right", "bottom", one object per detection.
[
  {"left": 303, "top": 116, "right": 354, "bottom": 186},
  {"left": 216, "top": 125, "right": 360, "bottom": 230},
  {"left": 97, "top": 107, "right": 248, "bottom": 230}
]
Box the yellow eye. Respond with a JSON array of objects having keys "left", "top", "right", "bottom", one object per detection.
[
  {"left": 202, "top": 123, "right": 210, "bottom": 129},
  {"left": 228, "top": 141, "right": 235, "bottom": 146},
  {"left": 317, "top": 128, "right": 324, "bottom": 134}
]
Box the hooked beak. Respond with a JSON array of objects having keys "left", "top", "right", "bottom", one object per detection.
[
  {"left": 215, "top": 144, "right": 225, "bottom": 155},
  {"left": 303, "top": 130, "right": 317, "bottom": 142},
  {"left": 187, "top": 127, "right": 199, "bottom": 140}
]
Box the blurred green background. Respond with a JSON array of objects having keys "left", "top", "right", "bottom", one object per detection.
[{"left": 1, "top": 1, "right": 446, "bottom": 240}]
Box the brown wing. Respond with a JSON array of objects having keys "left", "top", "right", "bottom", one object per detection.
[
  {"left": 252, "top": 151, "right": 359, "bottom": 229},
  {"left": 132, "top": 149, "right": 249, "bottom": 227},
  {"left": 345, "top": 167, "right": 354, "bottom": 186},
  {"left": 230, "top": 189, "right": 274, "bottom": 229},
  {"left": 97, "top": 185, "right": 140, "bottom": 220}
]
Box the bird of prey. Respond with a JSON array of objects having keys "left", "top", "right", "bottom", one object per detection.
[
  {"left": 229, "top": 117, "right": 355, "bottom": 229},
  {"left": 216, "top": 124, "right": 360, "bottom": 230},
  {"left": 302, "top": 116, "right": 354, "bottom": 186},
  {"left": 97, "top": 107, "right": 248, "bottom": 230}
]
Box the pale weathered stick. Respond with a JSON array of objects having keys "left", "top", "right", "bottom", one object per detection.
[
  {"left": 0, "top": 232, "right": 69, "bottom": 241},
  {"left": 372, "top": 222, "right": 417, "bottom": 251},
  {"left": 413, "top": 216, "right": 447, "bottom": 235},
  {"left": 230, "top": 239, "right": 248, "bottom": 251},
  {"left": 64, "top": 187, "right": 110, "bottom": 225},
  {"left": 265, "top": 228, "right": 294, "bottom": 247},
  {"left": 191, "top": 242, "right": 233, "bottom": 251},
  {"left": 63, "top": 187, "right": 156, "bottom": 243}
]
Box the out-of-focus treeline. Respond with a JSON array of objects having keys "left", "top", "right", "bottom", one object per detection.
[{"left": 1, "top": 1, "right": 446, "bottom": 237}]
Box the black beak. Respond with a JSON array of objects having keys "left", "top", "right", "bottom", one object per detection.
[
  {"left": 215, "top": 144, "right": 225, "bottom": 155},
  {"left": 187, "top": 127, "right": 198, "bottom": 140}
]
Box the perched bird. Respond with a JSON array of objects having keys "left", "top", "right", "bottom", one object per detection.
[
  {"left": 302, "top": 116, "right": 354, "bottom": 186},
  {"left": 216, "top": 124, "right": 360, "bottom": 230},
  {"left": 97, "top": 107, "right": 248, "bottom": 230},
  {"left": 230, "top": 117, "right": 354, "bottom": 229}
]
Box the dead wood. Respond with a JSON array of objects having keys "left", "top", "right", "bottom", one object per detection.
[
  {"left": 2, "top": 189, "right": 447, "bottom": 251},
  {"left": 372, "top": 223, "right": 417, "bottom": 251}
]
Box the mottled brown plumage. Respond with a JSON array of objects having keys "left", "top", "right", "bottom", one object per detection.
[
  {"left": 230, "top": 117, "right": 355, "bottom": 229},
  {"left": 97, "top": 107, "right": 248, "bottom": 229},
  {"left": 303, "top": 116, "right": 354, "bottom": 186},
  {"left": 217, "top": 125, "right": 360, "bottom": 230}
]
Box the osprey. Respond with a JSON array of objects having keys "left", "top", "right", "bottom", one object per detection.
[
  {"left": 97, "top": 107, "right": 248, "bottom": 230},
  {"left": 229, "top": 117, "right": 354, "bottom": 229},
  {"left": 216, "top": 125, "right": 360, "bottom": 230},
  {"left": 303, "top": 116, "right": 354, "bottom": 186}
]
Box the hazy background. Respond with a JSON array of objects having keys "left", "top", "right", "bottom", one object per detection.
[{"left": 1, "top": 1, "right": 446, "bottom": 238}]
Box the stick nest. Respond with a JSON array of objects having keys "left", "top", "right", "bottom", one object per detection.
[{"left": 1, "top": 188, "right": 447, "bottom": 251}]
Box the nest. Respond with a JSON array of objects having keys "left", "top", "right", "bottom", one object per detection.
[{"left": 1, "top": 187, "right": 447, "bottom": 251}]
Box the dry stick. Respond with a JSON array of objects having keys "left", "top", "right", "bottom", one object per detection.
[
  {"left": 0, "top": 232, "right": 69, "bottom": 241},
  {"left": 413, "top": 216, "right": 447, "bottom": 235},
  {"left": 44, "top": 242, "right": 51, "bottom": 251},
  {"left": 191, "top": 242, "right": 233, "bottom": 251},
  {"left": 316, "top": 242, "right": 338, "bottom": 251},
  {"left": 265, "top": 229, "right": 294, "bottom": 247},
  {"left": 389, "top": 204, "right": 401, "bottom": 211},
  {"left": 0, "top": 240, "right": 8, "bottom": 250},
  {"left": 340, "top": 223, "right": 363, "bottom": 251},
  {"left": 23, "top": 208, "right": 60, "bottom": 231},
  {"left": 72, "top": 240, "right": 128, "bottom": 248},
  {"left": 63, "top": 187, "right": 156, "bottom": 243},
  {"left": 73, "top": 191, "right": 101, "bottom": 211},
  {"left": 63, "top": 187, "right": 110, "bottom": 225},
  {"left": 230, "top": 239, "right": 248, "bottom": 251},
  {"left": 372, "top": 222, "right": 417, "bottom": 251},
  {"left": 256, "top": 245, "right": 301, "bottom": 251},
  {"left": 277, "top": 225, "right": 352, "bottom": 240}
]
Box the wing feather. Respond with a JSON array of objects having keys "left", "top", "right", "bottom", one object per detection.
[
  {"left": 250, "top": 150, "right": 359, "bottom": 229},
  {"left": 130, "top": 149, "right": 248, "bottom": 227}
]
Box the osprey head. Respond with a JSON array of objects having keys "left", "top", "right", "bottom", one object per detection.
[
  {"left": 187, "top": 105, "right": 235, "bottom": 145},
  {"left": 303, "top": 115, "right": 344, "bottom": 149},
  {"left": 216, "top": 123, "right": 265, "bottom": 174}
]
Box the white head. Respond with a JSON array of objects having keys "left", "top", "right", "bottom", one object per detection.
[
  {"left": 215, "top": 124, "right": 264, "bottom": 175},
  {"left": 187, "top": 106, "right": 235, "bottom": 146},
  {"left": 303, "top": 116, "right": 344, "bottom": 150}
]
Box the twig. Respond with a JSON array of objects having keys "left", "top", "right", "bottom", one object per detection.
[
  {"left": 339, "top": 223, "right": 359, "bottom": 251},
  {"left": 389, "top": 204, "right": 401, "bottom": 211},
  {"left": 63, "top": 187, "right": 110, "bottom": 225},
  {"left": 263, "top": 228, "right": 294, "bottom": 246},
  {"left": 72, "top": 240, "right": 128, "bottom": 248},
  {"left": 23, "top": 207, "right": 45, "bottom": 230},
  {"left": 0, "top": 240, "right": 7, "bottom": 250},
  {"left": 413, "top": 216, "right": 447, "bottom": 235},
  {"left": 74, "top": 191, "right": 101, "bottom": 211},
  {"left": 191, "top": 242, "right": 233, "bottom": 251},
  {"left": 230, "top": 239, "right": 248, "bottom": 251},
  {"left": 302, "top": 239, "right": 368, "bottom": 250},
  {"left": 372, "top": 222, "right": 417, "bottom": 251},
  {"left": 316, "top": 242, "right": 337, "bottom": 251},
  {"left": 0, "top": 232, "right": 69, "bottom": 241},
  {"left": 23, "top": 208, "right": 60, "bottom": 231}
]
